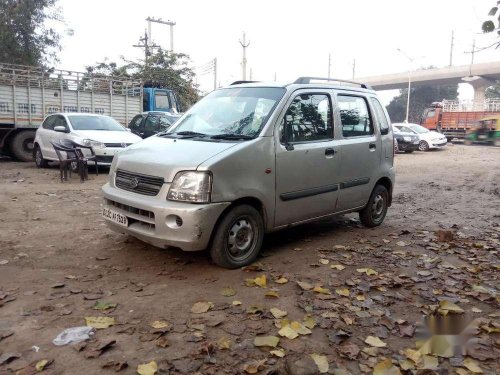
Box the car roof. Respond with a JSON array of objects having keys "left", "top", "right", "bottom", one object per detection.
[
  {"left": 226, "top": 77, "right": 375, "bottom": 94},
  {"left": 140, "top": 111, "right": 179, "bottom": 116},
  {"left": 50, "top": 113, "right": 110, "bottom": 118}
]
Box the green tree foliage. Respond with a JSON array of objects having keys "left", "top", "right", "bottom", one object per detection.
[
  {"left": 86, "top": 49, "right": 199, "bottom": 109},
  {"left": 485, "top": 81, "right": 500, "bottom": 99},
  {"left": 386, "top": 84, "right": 459, "bottom": 123},
  {"left": 0, "top": 0, "right": 63, "bottom": 65},
  {"left": 482, "top": 1, "right": 499, "bottom": 49}
]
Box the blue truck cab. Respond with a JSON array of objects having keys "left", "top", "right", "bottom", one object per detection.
[{"left": 142, "top": 88, "right": 182, "bottom": 113}]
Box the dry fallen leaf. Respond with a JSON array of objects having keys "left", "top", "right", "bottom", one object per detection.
[
  {"left": 85, "top": 316, "right": 115, "bottom": 329},
  {"left": 356, "top": 268, "right": 378, "bottom": 276},
  {"left": 297, "top": 281, "right": 313, "bottom": 291},
  {"left": 330, "top": 264, "right": 345, "bottom": 270},
  {"left": 310, "top": 354, "right": 329, "bottom": 373},
  {"left": 137, "top": 361, "right": 158, "bottom": 375},
  {"left": 252, "top": 275, "right": 267, "bottom": 287},
  {"left": 35, "top": 359, "right": 49, "bottom": 371},
  {"left": 150, "top": 320, "right": 169, "bottom": 329},
  {"left": 336, "top": 288, "right": 350, "bottom": 297},
  {"left": 232, "top": 300, "right": 242, "bottom": 306},
  {"left": 217, "top": 336, "right": 231, "bottom": 350},
  {"left": 290, "top": 321, "right": 312, "bottom": 335},
  {"left": 365, "top": 335, "right": 387, "bottom": 348},
  {"left": 373, "top": 359, "right": 401, "bottom": 375},
  {"left": 319, "top": 258, "right": 330, "bottom": 265},
  {"left": 191, "top": 301, "right": 213, "bottom": 314},
  {"left": 275, "top": 276, "right": 288, "bottom": 284},
  {"left": 421, "top": 355, "right": 439, "bottom": 370},
  {"left": 270, "top": 307, "right": 288, "bottom": 319},
  {"left": 221, "top": 286, "right": 236, "bottom": 297},
  {"left": 313, "top": 286, "right": 331, "bottom": 295},
  {"left": 92, "top": 301, "right": 117, "bottom": 310},
  {"left": 253, "top": 335, "right": 280, "bottom": 347},
  {"left": 242, "top": 359, "right": 266, "bottom": 374},
  {"left": 278, "top": 326, "right": 299, "bottom": 339},
  {"left": 303, "top": 315, "right": 316, "bottom": 329},
  {"left": 265, "top": 290, "right": 279, "bottom": 298},
  {"left": 270, "top": 349, "right": 286, "bottom": 357},
  {"left": 437, "top": 300, "right": 464, "bottom": 316},
  {"left": 463, "top": 358, "right": 483, "bottom": 373}
]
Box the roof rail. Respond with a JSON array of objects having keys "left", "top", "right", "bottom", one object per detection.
[
  {"left": 293, "top": 77, "right": 371, "bottom": 89},
  {"left": 230, "top": 80, "right": 259, "bottom": 85}
]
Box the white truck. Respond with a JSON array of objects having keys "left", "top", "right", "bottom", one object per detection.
[{"left": 0, "top": 63, "right": 143, "bottom": 161}]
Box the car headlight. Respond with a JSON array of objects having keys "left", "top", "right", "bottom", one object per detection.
[
  {"left": 403, "top": 136, "right": 411, "bottom": 142},
  {"left": 167, "top": 171, "right": 212, "bottom": 203},
  {"left": 82, "top": 139, "right": 105, "bottom": 149}
]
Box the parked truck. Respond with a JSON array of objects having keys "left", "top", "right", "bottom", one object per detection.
[
  {"left": 0, "top": 63, "right": 181, "bottom": 161},
  {"left": 420, "top": 98, "right": 500, "bottom": 141}
]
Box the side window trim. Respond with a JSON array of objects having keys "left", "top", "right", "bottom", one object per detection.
[
  {"left": 279, "top": 91, "right": 334, "bottom": 145},
  {"left": 337, "top": 93, "right": 375, "bottom": 139}
]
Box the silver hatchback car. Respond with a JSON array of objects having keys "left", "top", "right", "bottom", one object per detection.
[{"left": 102, "top": 77, "right": 395, "bottom": 268}]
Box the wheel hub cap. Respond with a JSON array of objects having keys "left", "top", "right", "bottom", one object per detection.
[
  {"left": 371, "top": 195, "right": 385, "bottom": 219},
  {"left": 228, "top": 219, "right": 254, "bottom": 258}
]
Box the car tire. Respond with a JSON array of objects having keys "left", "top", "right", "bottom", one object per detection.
[
  {"left": 394, "top": 141, "right": 399, "bottom": 154},
  {"left": 34, "top": 145, "right": 48, "bottom": 168},
  {"left": 359, "top": 185, "right": 389, "bottom": 228},
  {"left": 418, "top": 140, "right": 429, "bottom": 151},
  {"left": 12, "top": 131, "right": 36, "bottom": 161},
  {"left": 446, "top": 137, "right": 453, "bottom": 143},
  {"left": 209, "top": 204, "right": 264, "bottom": 269},
  {"left": 405, "top": 150, "right": 414, "bottom": 153}
]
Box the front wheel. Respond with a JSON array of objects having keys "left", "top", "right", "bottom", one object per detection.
[
  {"left": 34, "top": 145, "right": 48, "bottom": 168},
  {"left": 209, "top": 205, "right": 264, "bottom": 269},
  {"left": 418, "top": 140, "right": 429, "bottom": 151},
  {"left": 12, "top": 131, "right": 36, "bottom": 161},
  {"left": 405, "top": 150, "right": 414, "bottom": 153},
  {"left": 359, "top": 185, "right": 389, "bottom": 228}
]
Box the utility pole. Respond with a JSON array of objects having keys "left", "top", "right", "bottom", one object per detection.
[
  {"left": 449, "top": 30, "right": 454, "bottom": 67},
  {"left": 328, "top": 53, "right": 331, "bottom": 79},
  {"left": 239, "top": 32, "right": 250, "bottom": 80},
  {"left": 133, "top": 30, "right": 159, "bottom": 65},
  {"left": 352, "top": 58, "right": 356, "bottom": 80},
  {"left": 146, "top": 17, "right": 176, "bottom": 52},
  {"left": 274, "top": 72, "right": 276, "bottom": 82},
  {"left": 249, "top": 68, "right": 253, "bottom": 80}
]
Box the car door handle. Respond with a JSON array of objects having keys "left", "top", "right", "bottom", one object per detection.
[
  {"left": 369, "top": 143, "right": 376, "bottom": 150},
  {"left": 325, "top": 148, "right": 335, "bottom": 156}
]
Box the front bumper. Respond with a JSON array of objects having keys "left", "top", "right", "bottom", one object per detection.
[
  {"left": 397, "top": 141, "right": 419, "bottom": 151},
  {"left": 429, "top": 140, "right": 447, "bottom": 149},
  {"left": 101, "top": 183, "right": 230, "bottom": 251}
]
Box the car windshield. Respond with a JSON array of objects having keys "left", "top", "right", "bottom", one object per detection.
[
  {"left": 69, "top": 115, "right": 125, "bottom": 131},
  {"left": 396, "top": 125, "right": 415, "bottom": 133},
  {"left": 409, "top": 124, "right": 429, "bottom": 134},
  {"left": 168, "top": 87, "right": 286, "bottom": 138}
]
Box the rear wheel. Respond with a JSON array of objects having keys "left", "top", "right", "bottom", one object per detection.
[
  {"left": 209, "top": 205, "right": 264, "bottom": 269},
  {"left": 11, "top": 131, "right": 36, "bottom": 161},
  {"left": 34, "top": 145, "right": 48, "bottom": 168},
  {"left": 418, "top": 140, "right": 429, "bottom": 151},
  {"left": 405, "top": 150, "right": 414, "bottom": 153},
  {"left": 359, "top": 185, "right": 389, "bottom": 228}
]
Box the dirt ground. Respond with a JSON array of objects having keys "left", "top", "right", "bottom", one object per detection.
[{"left": 0, "top": 144, "right": 499, "bottom": 375}]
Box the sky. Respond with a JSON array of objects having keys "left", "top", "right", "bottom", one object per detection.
[{"left": 55, "top": 0, "right": 499, "bottom": 104}]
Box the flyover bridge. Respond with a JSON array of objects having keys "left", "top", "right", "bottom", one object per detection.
[{"left": 357, "top": 61, "right": 500, "bottom": 102}]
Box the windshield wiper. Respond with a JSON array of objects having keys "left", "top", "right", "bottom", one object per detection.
[
  {"left": 158, "top": 130, "right": 208, "bottom": 138},
  {"left": 210, "top": 133, "right": 254, "bottom": 140}
]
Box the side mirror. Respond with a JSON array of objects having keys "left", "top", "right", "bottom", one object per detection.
[
  {"left": 54, "top": 126, "right": 67, "bottom": 133},
  {"left": 381, "top": 128, "right": 389, "bottom": 135}
]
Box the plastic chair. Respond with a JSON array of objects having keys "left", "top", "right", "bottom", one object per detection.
[
  {"left": 50, "top": 141, "right": 79, "bottom": 182},
  {"left": 59, "top": 139, "right": 99, "bottom": 178}
]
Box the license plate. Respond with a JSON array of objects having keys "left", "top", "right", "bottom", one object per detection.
[{"left": 102, "top": 207, "right": 128, "bottom": 227}]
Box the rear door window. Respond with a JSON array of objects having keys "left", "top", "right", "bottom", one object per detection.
[
  {"left": 337, "top": 95, "right": 373, "bottom": 137},
  {"left": 370, "top": 98, "right": 390, "bottom": 134}
]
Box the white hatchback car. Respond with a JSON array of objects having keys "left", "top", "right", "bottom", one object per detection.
[
  {"left": 34, "top": 113, "right": 142, "bottom": 167},
  {"left": 393, "top": 123, "right": 447, "bottom": 151}
]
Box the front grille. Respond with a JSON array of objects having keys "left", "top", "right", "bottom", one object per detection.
[
  {"left": 115, "top": 169, "right": 164, "bottom": 196},
  {"left": 104, "top": 143, "right": 132, "bottom": 148},
  {"left": 96, "top": 155, "right": 114, "bottom": 163},
  {"left": 106, "top": 199, "right": 155, "bottom": 231},
  {"left": 107, "top": 199, "right": 155, "bottom": 220}
]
